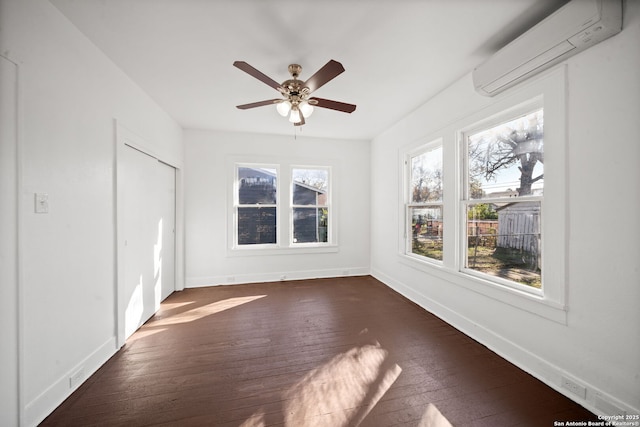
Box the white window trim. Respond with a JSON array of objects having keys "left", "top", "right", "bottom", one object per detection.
[
  {"left": 398, "top": 66, "right": 567, "bottom": 324},
  {"left": 227, "top": 156, "right": 339, "bottom": 256}
]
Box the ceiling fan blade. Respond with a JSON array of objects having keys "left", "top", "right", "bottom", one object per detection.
[
  {"left": 309, "top": 97, "right": 357, "bottom": 113},
  {"left": 233, "top": 61, "right": 282, "bottom": 91},
  {"left": 303, "top": 60, "right": 345, "bottom": 93},
  {"left": 236, "top": 99, "right": 281, "bottom": 110}
]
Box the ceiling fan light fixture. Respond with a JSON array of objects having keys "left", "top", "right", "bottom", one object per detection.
[
  {"left": 289, "top": 107, "right": 301, "bottom": 123},
  {"left": 299, "top": 101, "right": 314, "bottom": 118},
  {"left": 276, "top": 100, "right": 291, "bottom": 117}
]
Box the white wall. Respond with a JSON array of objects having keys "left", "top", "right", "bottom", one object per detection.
[
  {"left": 185, "top": 130, "right": 370, "bottom": 286},
  {"left": 370, "top": 1, "right": 640, "bottom": 417},
  {"left": 0, "top": 0, "right": 183, "bottom": 425}
]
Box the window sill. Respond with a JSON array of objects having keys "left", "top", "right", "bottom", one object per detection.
[
  {"left": 227, "top": 244, "right": 339, "bottom": 257},
  {"left": 398, "top": 254, "right": 567, "bottom": 324}
]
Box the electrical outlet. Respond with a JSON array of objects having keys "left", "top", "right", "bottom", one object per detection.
[
  {"left": 561, "top": 377, "right": 586, "bottom": 399},
  {"left": 69, "top": 367, "right": 85, "bottom": 389}
]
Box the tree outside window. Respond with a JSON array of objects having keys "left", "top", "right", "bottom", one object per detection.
[
  {"left": 407, "top": 142, "right": 443, "bottom": 261},
  {"left": 464, "top": 108, "right": 543, "bottom": 288}
]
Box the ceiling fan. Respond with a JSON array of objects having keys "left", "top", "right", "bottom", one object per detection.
[{"left": 233, "top": 60, "right": 356, "bottom": 126}]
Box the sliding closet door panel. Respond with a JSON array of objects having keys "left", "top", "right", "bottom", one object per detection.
[
  {"left": 157, "top": 161, "right": 176, "bottom": 302},
  {"left": 122, "top": 146, "right": 175, "bottom": 340}
]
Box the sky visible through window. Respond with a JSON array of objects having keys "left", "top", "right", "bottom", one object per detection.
[
  {"left": 292, "top": 168, "right": 328, "bottom": 192},
  {"left": 468, "top": 109, "right": 544, "bottom": 198}
]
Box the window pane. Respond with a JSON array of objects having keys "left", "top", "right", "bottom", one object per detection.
[
  {"left": 292, "top": 168, "right": 328, "bottom": 206},
  {"left": 410, "top": 146, "right": 443, "bottom": 203},
  {"left": 293, "top": 207, "right": 328, "bottom": 243},
  {"left": 237, "top": 207, "right": 276, "bottom": 245},
  {"left": 238, "top": 167, "right": 277, "bottom": 204},
  {"left": 468, "top": 109, "right": 543, "bottom": 199},
  {"left": 410, "top": 206, "right": 443, "bottom": 261},
  {"left": 465, "top": 201, "right": 541, "bottom": 288}
]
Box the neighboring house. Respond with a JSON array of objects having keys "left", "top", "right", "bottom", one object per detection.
[
  {"left": 237, "top": 168, "right": 278, "bottom": 245},
  {"left": 292, "top": 179, "right": 328, "bottom": 243}
]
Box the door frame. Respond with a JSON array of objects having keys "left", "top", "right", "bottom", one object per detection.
[
  {"left": 114, "top": 122, "right": 184, "bottom": 348},
  {"left": 1, "top": 53, "right": 22, "bottom": 427}
]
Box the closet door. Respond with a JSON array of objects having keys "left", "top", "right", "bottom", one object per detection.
[{"left": 122, "top": 145, "right": 175, "bottom": 340}]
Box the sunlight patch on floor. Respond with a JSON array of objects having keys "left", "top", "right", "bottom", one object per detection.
[
  {"left": 283, "top": 343, "right": 401, "bottom": 426},
  {"left": 158, "top": 301, "right": 193, "bottom": 310},
  {"left": 241, "top": 342, "right": 402, "bottom": 427},
  {"left": 148, "top": 295, "right": 267, "bottom": 326},
  {"left": 417, "top": 403, "right": 453, "bottom": 427},
  {"left": 239, "top": 412, "right": 266, "bottom": 427},
  {"left": 126, "top": 327, "right": 168, "bottom": 343}
]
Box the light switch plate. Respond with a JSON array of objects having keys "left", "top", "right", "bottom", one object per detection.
[{"left": 35, "top": 193, "right": 49, "bottom": 213}]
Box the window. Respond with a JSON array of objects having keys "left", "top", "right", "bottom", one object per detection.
[
  {"left": 235, "top": 165, "right": 278, "bottom": 246},
  {"left": 292, "top": 167, "right": 330, "bottom": 244},
  {"left": 399, "top": 69, "right": 566, "bottom": 319},
  {"left": 232, "top": 162, "right": 336, "bottom": 251},
  {"left": 406, "top": 141, "right": 443, "bottom": 261},
  {"left": 462, "top": 108, "right": 544, "bottom": 289}
]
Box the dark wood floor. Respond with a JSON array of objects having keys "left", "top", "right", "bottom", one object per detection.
[{"left": 41, "top": 276, "right": 597, "bottom": 426}]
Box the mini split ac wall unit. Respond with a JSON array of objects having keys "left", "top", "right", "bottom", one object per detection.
[{"left": 473, "top": 0, "right": 622, "bottom": 97}]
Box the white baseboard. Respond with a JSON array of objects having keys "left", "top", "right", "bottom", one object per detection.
[
  {"left": 371, "top": 268, "right": 639, "bottom": 419},
  {"left": 186, "top": 267, "right": 370, "bottom": 288},
  {"left": 23, "top": 336, "right": 117, "bottom": 427}
]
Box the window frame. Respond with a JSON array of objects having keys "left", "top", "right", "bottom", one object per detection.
[
  {"left": 228, "top": 158, "right": 338, "bottom": 256},
  {"left": 233, "top": 162, "right": 280, "bottom": 249},
  {"left": 290, "top": 165, "right": 333, "bottom": 246},
  {"left": 404, "top": 139, "right": 444, "bottom": 264},
  {"left": 460, "top": 104, "right": 545, "bottom": 296}
]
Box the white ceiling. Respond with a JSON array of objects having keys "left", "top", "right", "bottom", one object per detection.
[{"left": 50, "top": 0, "right": 568, "bottom": 141}]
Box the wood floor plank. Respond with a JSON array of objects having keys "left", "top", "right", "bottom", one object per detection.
[{"left": 41, "top": 276, "right": 598, "bottom": 426}]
